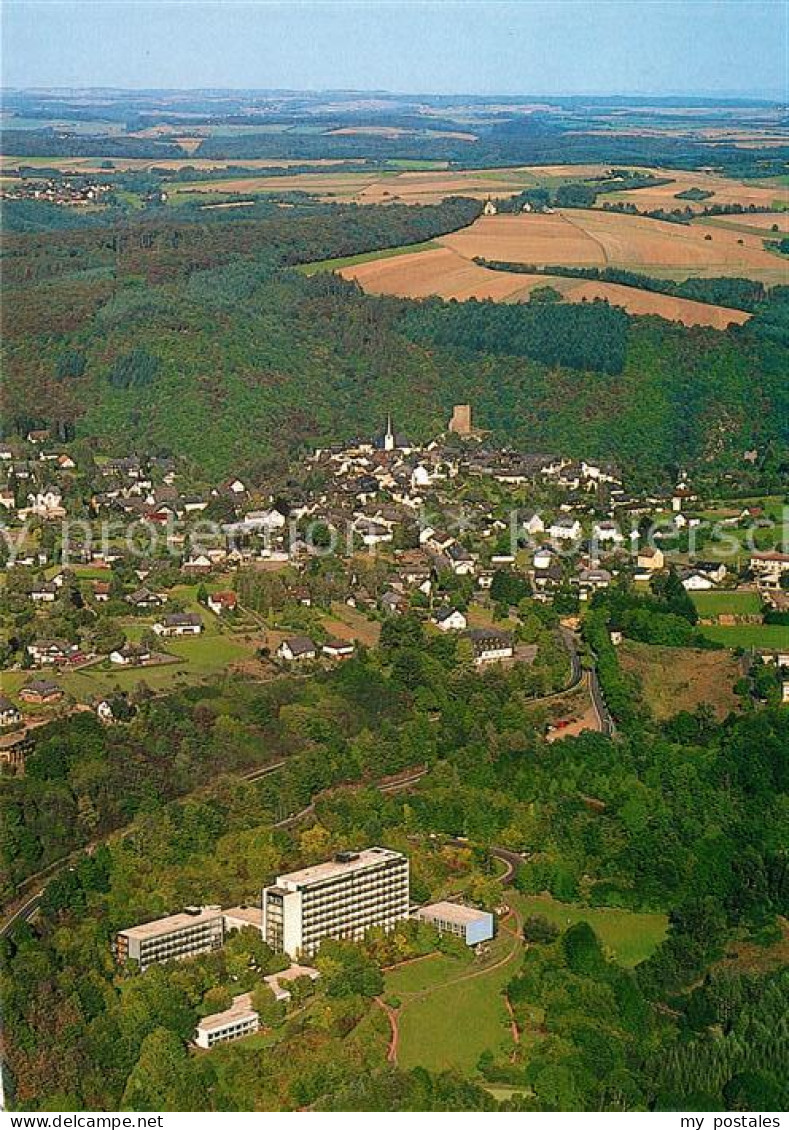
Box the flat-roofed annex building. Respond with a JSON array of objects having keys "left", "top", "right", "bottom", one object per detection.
[
  {"left": 115, "top": 905, "right": 224, "bottom": 970},
  {"left": 194, "top": 992, "right": 259, "bottom": 1050},
  {"left": 415, "top": 900, "right": 495, "bottom": 946},
  {"left": 262, "top": 847, "right": 409, "bottom": 958}
]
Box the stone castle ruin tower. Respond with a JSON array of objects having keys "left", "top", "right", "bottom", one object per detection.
[{"left": 448, "top": 404, "right": 472, "bottom": 436}]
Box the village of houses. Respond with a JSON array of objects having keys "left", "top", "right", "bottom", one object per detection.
[{"left": 1, "top": 404, "right": 787, "bottom": 769}]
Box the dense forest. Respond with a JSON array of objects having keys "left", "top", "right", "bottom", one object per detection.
[{"left": 2, "top": 199, "right": 788, "bottom": 481}]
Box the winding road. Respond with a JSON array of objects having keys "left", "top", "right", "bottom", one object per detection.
[{"left": 0, "top": 630, "right": 608, "bottom": 937}]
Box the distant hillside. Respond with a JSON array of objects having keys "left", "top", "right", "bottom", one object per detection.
[{"left": 2, "top": 201, "right": 787, "bottom": 483}]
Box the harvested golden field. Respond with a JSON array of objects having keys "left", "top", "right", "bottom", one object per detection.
[
  {"left": 439, "top": 210, "right": 786, "bottom": 282},
  {"left": 546, "top": 279, "right": 749, "bottom": 328},
  {"left": 619, "top": 640, "right": 742, "bottom": 720},
  {"left": 603, "top": 167, "right": 789, "bottom": 212},
  {"left": 340, "top": 244, "right": 749, "bottom": 328},
  {"left": 171, "top": 171, "right": 385, "bottom": 199},
  {"left": 699, "top": 211, "right": 789, "bottom": 233},
  {"left": 441, "top": 212, "right": 608, "bottom": 265},
  {"left": 354, "top": 168, "right": 539, "bottom": 204},
  {"left": 339, "top": 246, "right": 536, "bottom": 301}
]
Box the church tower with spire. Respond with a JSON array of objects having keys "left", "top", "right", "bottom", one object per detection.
[{"left": 383, "top": 413, "right": 395, "bottom": 452}]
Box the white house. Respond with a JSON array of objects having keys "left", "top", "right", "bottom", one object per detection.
[
  {"left": 0, "top": 696, "right": 22, "bottom": 728},
  {"left": 432, "top": 608, "right": 468, "bottom": 632},
  {"left": 549, "top": 518, "right": 582, "bottom": 542},
  {"left": 750, "top": 552, "right": 789, "bottom": 590},
  {"left": 152, "top": 613, "right": 203, "bottom": 637},
  {"left": 30, "top": 582, "right": 57, "bottom": 603},
  {"left": 521, "top": 511, "right": 545, "bottom": 536},
  {"left": 355, "top": 519, "right": 393, "bottom": 547},
  {"left": 27, "top": 638, "right": 79, "bottom": 666},
  {"left": 109, "top": 643, "right": 151, "bottom": 666},
  {"left": 27, "top": 486, "right": 65, "bottom": 517},
  {"left": 576, "top": 568, "right": 613, "bottom": 596},
  {"left": 681, "top": 571, "right": 715, "bottom": 591},
  {"left": 533, "top": 548, "right": 554, "bottom": 570},
  {"left": 277, "top": 636, "right": 317, "bottom": 662},
  {"left": 593, "top": 521, "right": 624, "bottom": 544},
  {"left": 207, "top": 591, "right": 238, "bottom": 615},
  {"left": 322, "top": 639, "right": 355, "bottom": 660},
  {"left": 181, "top": 553, "right": 213, "bottom": 574},
  {"left": 194, "top": 993, "right": 259, "bottom": 1050},
  {"left": 240, "top": 508, "right": 287, "bottom": 532},
  {"left": 464, "top": 628, "right": 514, "bottom": 666},
  {"left": 447, "top": 545, "right": 476, "bottom": 576}
]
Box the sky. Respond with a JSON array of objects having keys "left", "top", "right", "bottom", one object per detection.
[{"left": 2, "top": 0, "right": 787, "bottom": 98}]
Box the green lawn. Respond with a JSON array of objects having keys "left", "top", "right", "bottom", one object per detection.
[
  {"left": 384, "top": 952, "right": 471, "bottom": 996},
  {"left": 296, "top": 240, "right": 439, "bottom": 276},
  {"left": 699, "top": 624, "right": 789, "bottom": 650},
  {"left": 3, "top": 586, "right": 262, "bottom": 706},
  {"left": 691, "top": 591, "right": 762, "bottom": 617},
  {"left": 511, "top": 893, "right": 667, "bottom": 967},
  {"left": 395, "top": 937, "right": 518, "bottom": 1073}
]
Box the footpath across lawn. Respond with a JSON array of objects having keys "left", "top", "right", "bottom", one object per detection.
[{"left": 392, "top": 917, "right": 523, "bottom": 1073}]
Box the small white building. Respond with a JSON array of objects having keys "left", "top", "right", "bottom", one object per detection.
[
  {"left": 194, "top": 992, "right": 259, "bottom": 1050},
  {"left": 322, "top": 638, "right": 355, "bottom": 660},
  {"left": 533, "top": 548, "right": 554, "bottom": 570},
  {"left": 521, "top": 511, "right": 545, "bottom": 537},
  {"left": 152, "top": 613, "right": 203, "bottom": 637},
  {"left": 593, "top": 521, "right": 624, "bottom": 544},
  {"left": 432, "top": 608, "right": 468, "bottom": 632},
  {"left": 30, "top": 582, "right": 57, "bottom": 603},
  {"left": 277, "top": 636, "right": 317, "bottom": 662},
  {"left": 682, "top": 572, "right": 715, "bottom": 591},
  {"left": 263, "top": 964, "right": 321, "bottom": 1003},
  {"left": 0, "top": 696, "right": 22, "bottom": 728},
  {"left": 207, "top": 591, "right": 238, "bottom": 615},
  {"left": 464, "top": 628, "right": 514, "bottom": 666},
  {"left": 109, "top": 643, "right": 151, "bottom": 666},
  {"left": 415, "top": 901, "right": 494, "bottom": 946},
  {"left": 549, "top": 518, "right": 582, "bottom": 542}
]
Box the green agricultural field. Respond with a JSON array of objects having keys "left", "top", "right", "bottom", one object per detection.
[
  {"left": 384, "top": 159, "right": 449, "bottom": 170},
  {"left": 297, "top": 240, "right": 440, "bottom": 276},
  {"left": 512, "top": 893, "right": 668, "bottom": 967},
  {"left": 699, "top": 624, "right": 789, "bottom": 650},
  {"left": 691, "top": 590, "right": 762, "bottom": 617}
]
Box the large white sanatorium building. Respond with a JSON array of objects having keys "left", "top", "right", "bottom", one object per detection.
[
  {"left": 115, "top": 905, "right": 224, "bottom": 970},
  {"left": 262, "top": 847, "right": 410, "bottom": 958}
]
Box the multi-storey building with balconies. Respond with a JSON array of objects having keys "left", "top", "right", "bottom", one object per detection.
[
  {"left": 115, "top": 905, "right": 224, "bottom": 970},
  {"left": 262, "top": 847, "right": 409, "bottom": 958}
]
